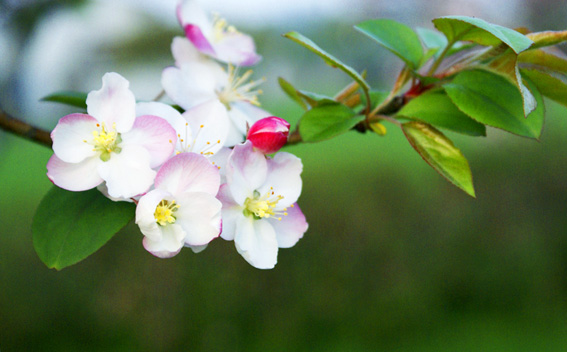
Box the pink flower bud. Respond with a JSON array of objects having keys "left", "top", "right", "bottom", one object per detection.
[{"left": 246, "top": 116, "right": 290, "bottom": 154}]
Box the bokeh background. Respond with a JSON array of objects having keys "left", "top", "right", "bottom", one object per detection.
[{"left": 1, "top": 0, "right": 567, "bottom": 350}]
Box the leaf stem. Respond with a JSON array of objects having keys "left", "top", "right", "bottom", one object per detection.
[{"left": 0, "top": 107, "right": 52, "bottom": 148}]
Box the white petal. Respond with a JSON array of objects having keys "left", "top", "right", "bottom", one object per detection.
[
  {"left": 183, "top": 100, "right": 230, "bottom": 155},
  {"left": 212, "top": 32, "right": 262, "bottom": 66},
  {"left": 267, "top": 203, "right": 308, "bottom": 248},
  {"left": 97, "top": 144, "right": 155, "bottom": 199},
  {"left": 217, "top": 183, "right": 242, "bottom": 241},
  {"left": 121, "top": 114, "right": 177, "bottom": 168},
  {"left": 86, "top": 72, "right": 136, "bottom": 132},
  {"left": 171, "top": 36, "right": 210, "bottom": 67},
  {"left": 161, "top": 63, "right": 224, "bottom": 110},
  {"left": 154, "top": 152, "right": 220, "bottom": 196},
  {"left": 46, "top": 154, "right": 103, "bottom": 192},
  {"left": 51, "top": 113, "right": 98, "bottom": 163},
  {"left": 177, "top": 0, "right": 212, "bottom": 37},
  {"left": 258, "top": 152, "right": 303, "bottom": 208},
  {"left": 234, "top": 217, "right": 278, "bottom": 269},
  {"left": 176, "top": 192, "right": 222, "bottom": 246},
  {"left": 142, "top": 224, "right": 185, "bottom": 258},
  {"left": 208, "top": 146, "right": 231, "bottom": 183},
  {"left": 226, "top": 141, "right": 267, "bottom": 205},
  {"left": 187, "top": 244, "right": 208, "bottom": 253}
]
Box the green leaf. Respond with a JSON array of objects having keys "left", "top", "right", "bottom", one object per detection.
[
  {"left": 444, "top": 69, "right": 544, "bottom": 139},
  {"left": 297, "top": 90, "right": 337, "bottom": 107},
  {"left": 299, "top": 103, "right": 363, "bottom": 142},
  {"left": 278, "top": 77, "right": 308, "bottom": 110},
  {"left": 526, "top": 30, "right": 567, "bottom": 49},
  {"left": 522, "top": 69, "right": 567, "bottom": 108},
  {"left": 397, "top": 91, "right": 486, "bottom": 136},
  {"left": 519, "top": 49, "right": 567, "bottom": 74},
  {"left": 33, "top": 186, "right": 135, "bottom": 270},
  {"left": 41, "top": 91, "right": 88, "bottom": 109},
  {"left": 283, "top": 31, "right": 370, "bottom": 91},
  {"left": 360, "top": 90, "right": 389, "bottom": 110},
  {"left": 432, "top": 16, "right": 533, "bottom": 54},
  {"left": 402, "top": 121, "right": 475, "bottom": 197},
  {"left": 354, "top": 19, "right": 424, "bottom": 69}
]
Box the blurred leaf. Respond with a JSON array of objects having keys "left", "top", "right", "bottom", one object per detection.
[
  {"left": 360, "top": 90, "right": 390, "bottom": 110},
  {"left": 402, "top": 121, "right": 475, "bottom": 197},
  {"left": 33, "top": 186, "right": 135, "bottom": 270},
  {"left": 278, "top": 77, "right": 308, "bottom": 110},
  {"left": 519, "top": 49, "right": 567, "bottom": 73},
  {"left": 354, "top": 19, "right": 424, "bottom": 69},
  {"left": 297, "top": 90, "right": 337, "bottom": 107},
  {"left": 444, "top": 69, "right": 544, "bottom": 139},
  {"left": 417, "top": 27, "right": 448, "bottom": 50},
  {"left": 526, "top": 30, "right": 567, "bottom": 49},
  {"left": 283, "top": 31, "right": 370, "bottom": 91},
  {"left": 433, "top": 16, "right": 533, "bottom": 54},
  {"left": 522, "top": 69, "right": 567, "bottom": 108},
  {"left": 397, "top": 91, "right": 486, "bottom": 136},
  {"left": 299, "top": 103, "right": 363, "bottom": 142},
  {"left": 41, "top": 91, "right": 88, "bottom": 110}
]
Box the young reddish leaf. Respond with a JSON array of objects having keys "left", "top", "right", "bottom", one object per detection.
[
  {"left": 402, "top": 121, "right": 475, "bottom": 197},
  {"left": 33, "top": 186, "right": 135, "bottom": 270},
  {"left": 526, "top": 30, "right": 567, "bottom": 49},
  {"left": 355, "top": 19, "right": 424, "bottom": 69}
]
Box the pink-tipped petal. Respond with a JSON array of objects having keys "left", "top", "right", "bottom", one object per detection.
[
  {"left": 234, "top": 217, "right": 278, "bottom": 269},
  {"left": 226, "top": 141, "right": 268, "bottom": 205},
  {"left": 213, "top": 32, "right": 262, "bottom": 66},
  {"left": 154, "top": 152, "right": 220, "bottom": 197},
  {"left": 268, "top": 203, "right": 308, "bottom": 248},
  {"left": 171, "top": 36, "right": 209, "bottom": 67},
  {"left": 121, "top": 114, "right": 177, "bottom": 168},
  {"left": 177, "top": 0, "right": 211, "bottom": 35},
  {"left": 86, "top": 72, "right": 136, "bottom": 132},
  {"left": 51, "top": 113, "right": 98, "bottom": 163},
  {"left": 175, "top": 192, "right": 222, "bottom": 246},
  {"left": 97, "top": 144, "right": 155, "bottom": 199},
  {"left": 47, "top": 154, "right": 103, "bottom": 192},
  {"left": 184, "top": 24, "right": 215, "bottom": 56},
  {"left": 257, "top": 152, "right": 303, "bottom": 208}
]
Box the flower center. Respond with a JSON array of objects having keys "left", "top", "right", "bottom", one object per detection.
[
  {"left": 154, "top": 199, "right": 180, "bottom": 226},
  {"left": 243, "top": 188, "right": 288, "bottom": 221},
  {"left": 88, "top": 122, "right": 122, "bottom": 161},
  {"left": 217, "top": 64, "right": 264, "bottom": 108},
  {"left": 211, "top": 13, "right": 238, "bottom": 43}
]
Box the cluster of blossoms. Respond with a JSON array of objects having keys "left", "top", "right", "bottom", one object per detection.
[{"left": 45, "top": 0, "right": 308, "bottom": 269}]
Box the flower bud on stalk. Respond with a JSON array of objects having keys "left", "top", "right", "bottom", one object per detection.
[{"left": 246, "top": 116, "right": 290, "bottom": 154}]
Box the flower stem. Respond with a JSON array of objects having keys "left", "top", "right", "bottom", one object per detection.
[{"left": 0, "top": 107, "right": 52, "bottom": 148}]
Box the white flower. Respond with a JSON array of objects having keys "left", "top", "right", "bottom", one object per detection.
[
  {"left": 218, "top": 141, "right": 308, "bottom": 269},
  {"left": 47, "top": 72, "right": 176, "bottom": 199},
  {"left": 176, "top": 0, "right": 261, "bottom": 66},
  {"left": 162, "top": 37, "right": 270, "bottom": 146},
  {"left": 135, "top": 152, "right": 222, "bottom": 258}
]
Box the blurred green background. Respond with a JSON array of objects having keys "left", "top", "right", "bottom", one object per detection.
[{"left": 1, "top": 0, "right": 567, "bottom": 350}]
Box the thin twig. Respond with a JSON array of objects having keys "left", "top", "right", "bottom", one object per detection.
[{"left": 0, "top": 107, "right": 52, "bottom": 148}]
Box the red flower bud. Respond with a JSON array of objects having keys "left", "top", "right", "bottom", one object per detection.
[{"left": 246, "top": 116, "right": 290, "bottom": 154}]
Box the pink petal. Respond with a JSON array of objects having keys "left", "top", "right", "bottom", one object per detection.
[
  {"left": 267, "top": 203, "right": 308, "bottom": 248},
  {"left": 226, "top": 140, "right": 268, "bottom": 205},
  {"left": 121, "top": 114, "right": 177, "bottom": 168},
  {"left": 97, "top": 144, "right": 155, "bottom": 199},
  {"left": 213, "top": 32, "right": 262, "bottom": 66},
  {"left": 171, "top": 36, "right": 207, "bottom": 67},
  {"left": 86, "top": 72, "right": 136, "bottom": 132},
  {"left": 46, "top": 154, "right": 103, "bottom": 192},
  {"left": 175, "top": 192, "right": 222, "bottom": 246},
  {"left": 184, "top": 24, "right": 216, "bottom": 56},
  {"left": 234, "top": 217, "right": 278, "bottom": 269},
  {"left": 154, "top": 152, "right": 220, "bottom": 197},
  {"left": 51, "top": 113, "right": 98, "bottom": 163}
]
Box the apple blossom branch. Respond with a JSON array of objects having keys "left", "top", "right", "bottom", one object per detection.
[{"left": 0, "top": 107, "right": 52, "bottom": 148}]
